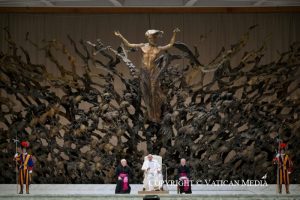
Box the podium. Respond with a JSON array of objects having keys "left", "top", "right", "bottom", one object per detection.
[{"left": 138, "top": 190, "right": 169, "bottom": 195}]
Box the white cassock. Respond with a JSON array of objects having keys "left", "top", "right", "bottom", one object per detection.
[{"left": 142, "top": 159, "right": 164, "bottom": 191}]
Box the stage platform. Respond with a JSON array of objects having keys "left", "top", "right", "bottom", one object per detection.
[{"left": 0, "top": 184, "right": 299, "bottom": 199}]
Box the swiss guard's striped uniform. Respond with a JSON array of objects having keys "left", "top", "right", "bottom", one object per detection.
[
  {"left": 14, "top": 141, "right": 34, "bottom": 194},
  {"left": 273, "top": 143, "right": 293, "bottom": 194}
]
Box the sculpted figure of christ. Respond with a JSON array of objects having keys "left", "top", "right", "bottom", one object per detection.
[{"left": 114, "top": 28, "right": 180, "bottom": 123}]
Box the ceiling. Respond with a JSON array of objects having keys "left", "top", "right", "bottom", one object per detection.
[{"left": 0, "top": 0, "right": 300, "bottom": 7}]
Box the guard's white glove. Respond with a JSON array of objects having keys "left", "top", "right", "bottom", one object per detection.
[
  {"left": 29, "top": 170, "right": 32, "bottom": 174},
  {"left": 14, "top": 153, "right": 19, "bottom": 158}
]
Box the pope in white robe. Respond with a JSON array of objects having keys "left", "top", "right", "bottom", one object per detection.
[{"left": 141, "top": 154, "right": 164, "bottom": 191}]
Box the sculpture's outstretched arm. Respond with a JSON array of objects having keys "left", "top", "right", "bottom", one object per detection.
[
  {"left": 159, "top": 28, "right": 180, "bottom": 51},
  {"left": 114, "top": 31, "right": 144, "bottom": 48}
]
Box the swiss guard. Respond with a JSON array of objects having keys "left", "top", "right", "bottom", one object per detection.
[
  {"left": 273, "top": 142, "right": 293, "bottom": 194},
  {"left": 14, "top": 141, "right": 34, "bottom": 194}
]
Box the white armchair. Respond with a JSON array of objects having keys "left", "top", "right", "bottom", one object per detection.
[{"left": 144, "top": 155, "right": 162, "bottom": 166}]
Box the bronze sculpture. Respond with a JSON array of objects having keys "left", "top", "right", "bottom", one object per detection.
[
  {"left": 114, "top": 28, "right": 180, "bottom": 123},
  {"left": 1, "top": 26, "right": 299, "bottom": 185}
]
